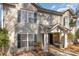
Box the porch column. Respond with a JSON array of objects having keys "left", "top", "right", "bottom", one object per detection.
[
  {"left": 27, "top": 33, "right": 29, "bottom": 50},
  {"left": 60, "top": 33, "right": 62, "bottom": 48},
  {"left": 64, "top": 33, "right": 68, "bottom": 48},
  {"left": 44, "top": 33, "right": 48, "bottom": 52}
]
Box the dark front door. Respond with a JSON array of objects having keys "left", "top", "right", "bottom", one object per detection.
[
  {"left": 48, "top": 33, "right": 53, "bottom": 45},
  {"left": 48, "top": 33, "right": 61, "bottom": 48}
]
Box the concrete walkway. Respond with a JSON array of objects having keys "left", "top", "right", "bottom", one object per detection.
[{"left": 48, "top": 45, "right": 79, "bottom": 56}]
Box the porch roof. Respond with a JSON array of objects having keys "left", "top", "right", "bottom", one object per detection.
[{"left": 39, "top": 23, "right": 71, "bottom": 33}]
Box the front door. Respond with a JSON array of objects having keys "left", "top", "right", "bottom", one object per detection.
[
  {"left": 48, "top": 33, "right": 53, "bottom": 45},
  {"left": 53, "top": 33, "right": 60, "bottom": 47},
  {"left": 48, "top": 33, "right": 60, "bottom": 47}
]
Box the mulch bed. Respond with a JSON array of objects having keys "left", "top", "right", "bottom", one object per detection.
[
  {"left": 11, "top": 49, "right": 54, "bottom": 56},
  {"left": 11, "top": 50, "right": 34, "bottom": 56},
  {"left": 32, "top": 49, "right": 54, "bottom": 56},
  {"left": 66, "top": 44, "right": 79, "bottom": 54}
]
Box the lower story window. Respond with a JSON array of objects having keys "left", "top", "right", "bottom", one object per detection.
[
  {"left": 17, "top": 34, "right": 37, "bottom": 48},
  {"left": 28, "top": 34, "right": 35, "bottom": 47},
  {"left": 17, "top": 34, "right": 27, "bottom": 48}
]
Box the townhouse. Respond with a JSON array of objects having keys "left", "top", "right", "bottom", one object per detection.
[{"left": 0, "top": 3, "right": 77, "bottom": 52}]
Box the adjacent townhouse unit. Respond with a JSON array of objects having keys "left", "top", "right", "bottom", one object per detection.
[{"left": 0, "top": 3, "right": 77, "bottom": 52}]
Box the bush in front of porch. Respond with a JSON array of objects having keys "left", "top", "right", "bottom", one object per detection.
[
  {"left": 67, "top": 32, "right": 75, "bottom": 44},
  {"left": 75, "top": 28, "right": 79, "bottom": 44}
]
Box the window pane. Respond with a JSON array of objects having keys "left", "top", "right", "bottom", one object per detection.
[
  {"left": 29, "top": 18, "right": 34, "bottom": 23},
  {"left": 28, "top": 11, "right": 34, "bottom": 18},
  {"left": 28, "top": 11, "right": 34, "bottom": 23},
  {"left": 29, "top": 41, "right": 34, "bottom": 46},
  {"left": 28, "top": 34, "right": 34, "bottom": 41},
  {"left": 20, "top": 34, "right": 27, "bottom": 41},
  {"left": 28, "top": 34, "right": 35, "bottom": 46},
  {"left": 21, "top": 41, "right": 27, "bottom": 47},
  {"left": 21, "top": 10, "right": 27, "bottom": 22}
]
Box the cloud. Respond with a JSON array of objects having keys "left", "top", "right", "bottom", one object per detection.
[
  {"left": 56, "top": 4, "right": 68, "bottom": 11},
  {"left": 50, "top": 5, "right": 56, "bottom": 9},
  {"left": 50, "top": 3, "right": 66, "bottom": 10},
  {"left": 57, "top": 3, "right": 78, "bottom": 12},
  {"left": 66, "top": 4, "right": 75, "bottom": 10},
  {"left": 57, "top": 7, "right": 68, "bottom": 11}
]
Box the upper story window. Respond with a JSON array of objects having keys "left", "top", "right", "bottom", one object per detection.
[
  {"left": 18, "top": 10, "right": 37, "bottom": 23},
  {"left": 47, "top": 15, "right": 53, "bottom": 25},
  {"left": 63, "top": 16, "right": 69, "bottom": 28}
]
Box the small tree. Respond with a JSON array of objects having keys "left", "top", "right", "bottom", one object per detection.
[
  {"left": 0, "top": 28, "right": 9, "bottom": 55},
  {"left": 75, "top": 29, "right": 79, "bottom": 39},
  {"left": 69, "top": 19, "right": 76, "bottom": 27}
]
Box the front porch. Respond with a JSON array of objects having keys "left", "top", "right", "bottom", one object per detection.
[{"left": 43, "top": 32, "right": 69, "bottom": 51}]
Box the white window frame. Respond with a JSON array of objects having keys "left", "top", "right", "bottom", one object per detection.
[
  {"left": 17, "top": 33, "right": 37, "bottom": 49},
  {"left": 19, "top": 10, "right": 37, "bottom": 23},
  {"left": 20, "top": 10, "right": 27, "bottom": 23},
  {"left": 27, "top": 11, "right": 35, "bottom": 23},
  {"left": 64, "top": 16, "right": 69, "bottom": 28},
  {"left": 20, "top": 34, "right": 27, "bottom": 48}
]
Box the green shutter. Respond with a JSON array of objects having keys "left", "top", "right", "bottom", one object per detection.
[
  {"left": 64, "top": 18, "right": 65, "bottom": 26},
  {"left": 34, "top": 34, "right": 37, "bottom": 42},
  {"left": 17, "top": 10, "right": 21, "bottom": 22},
  {"left": 17, "top": 34, "right": 21, "bottom": 48},
  {"left": 34, "top": 12, "right": 37, "bottom": 23}
]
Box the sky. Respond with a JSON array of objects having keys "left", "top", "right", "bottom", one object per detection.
[
  {"left": 0, "top": 5, "right": 1, "bottom": 17},
  {"left": 39, "top": 3, "right": 78, "bottom": 12},
  {"left": 39, "top": 3, "right": 79, "bottom": 28}
]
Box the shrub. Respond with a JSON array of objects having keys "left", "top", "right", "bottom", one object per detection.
[
  {"left": 75, "top": 29, "right": 79, "bottom": 39},
  {"left": 0, "top": 28, "right": 9, "bottom": 55},
  {"left": 67, "top": 32, "right": 74, "bottom": 42}
]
